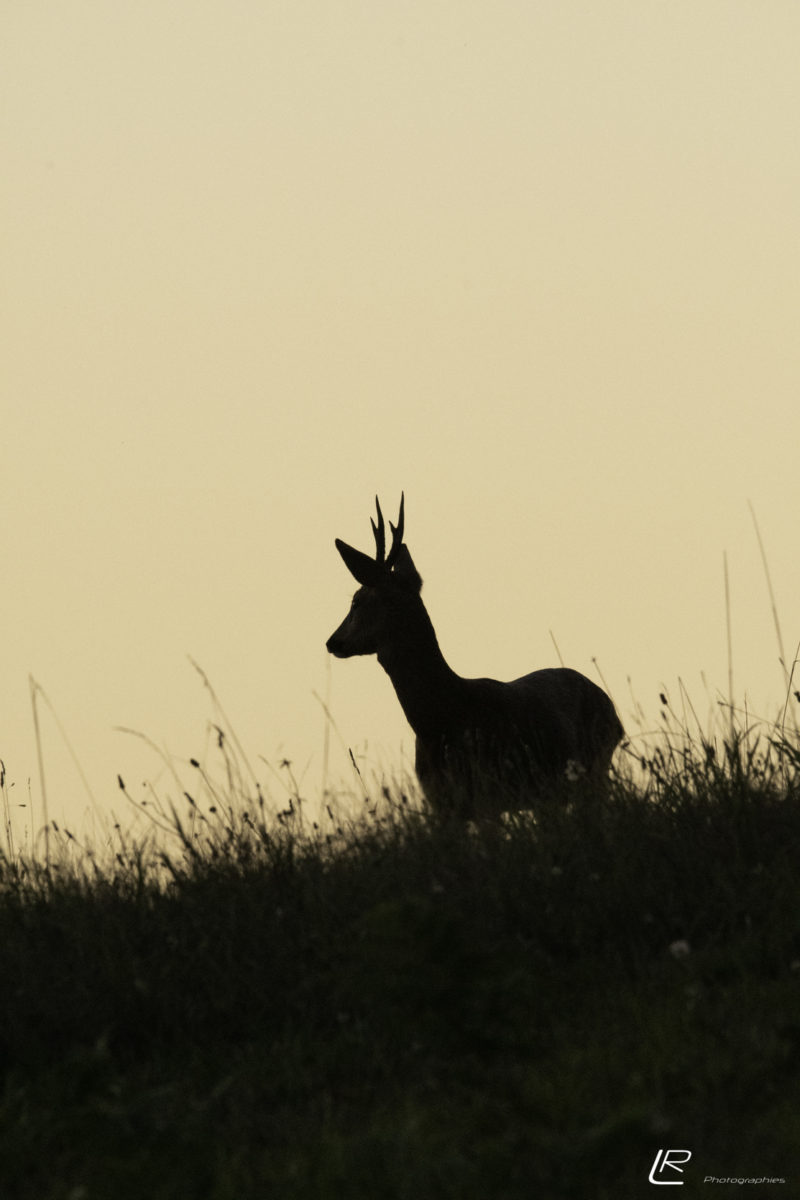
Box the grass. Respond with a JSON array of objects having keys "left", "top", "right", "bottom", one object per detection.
[{"left": 1, "top": 703, "right": 800, "bottom": 1199}]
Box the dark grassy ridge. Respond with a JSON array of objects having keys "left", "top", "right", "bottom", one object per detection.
[{"left": 1, "top": 739, "right": 800, "bottom": 1199}]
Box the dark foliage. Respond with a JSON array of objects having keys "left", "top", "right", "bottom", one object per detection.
[{"left": 1, "top": 735, "right": 799, "bottom": 1198}]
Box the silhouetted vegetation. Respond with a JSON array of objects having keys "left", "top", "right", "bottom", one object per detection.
[{"left": 1, "top": 709, "right": 800, "bottom": 1198}]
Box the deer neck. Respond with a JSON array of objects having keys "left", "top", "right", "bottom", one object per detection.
[{"left": 377, "top": 604, "right": 460, "bottom": 739}]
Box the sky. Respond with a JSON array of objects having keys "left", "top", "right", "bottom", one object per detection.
[{"left": 3, "top": 1, "right": 800, "bottom": 841}]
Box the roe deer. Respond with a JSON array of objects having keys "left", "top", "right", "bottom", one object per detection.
[{"left": 326, "top": 495, "right": 623, "bottom": 816}]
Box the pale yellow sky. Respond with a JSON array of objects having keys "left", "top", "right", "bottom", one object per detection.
[{"left": 3, "top": 2, "right": 800, "bottom": 836}]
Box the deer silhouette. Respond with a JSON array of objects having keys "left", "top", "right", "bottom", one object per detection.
[{"left": 327, "top": 495, "right": 623, "bottom": 816}]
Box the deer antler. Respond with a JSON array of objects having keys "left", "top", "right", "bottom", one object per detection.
[
  {"left": 386, "top": 492, "right": 405, "bottom": 569},
  {"left": 335, "top": 494, "right": 405, "bottom": 587},
  {"left": 371, "top": 497, "right": 386, "bottom": 565}
]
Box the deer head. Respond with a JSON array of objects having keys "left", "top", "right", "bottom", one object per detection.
[{"left": 326, "top": 494, "right": 423, "bottom": 659}]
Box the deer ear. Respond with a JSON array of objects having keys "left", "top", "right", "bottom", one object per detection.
[
  {"left": 391, "top": 544, "right": 422, "bottom": 593},
  {"left": 335, "top": 539, "right": 383, "bottom": 587}
]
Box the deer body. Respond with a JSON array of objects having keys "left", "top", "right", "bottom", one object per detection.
[{"left": 327, "top": 496, "right": 623, "bottom": 816}]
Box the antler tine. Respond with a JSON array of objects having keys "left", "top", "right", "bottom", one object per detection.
[
  {"left": 386, "top": 492, "right": 405, "bottom": 569},
  {"left": 370, "top": 495, "right": 386, "bottom": 565}
]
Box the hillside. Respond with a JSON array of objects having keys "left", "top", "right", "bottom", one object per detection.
[{"left": 1, "top": 733, "right": 799, "bottom": 1198}]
